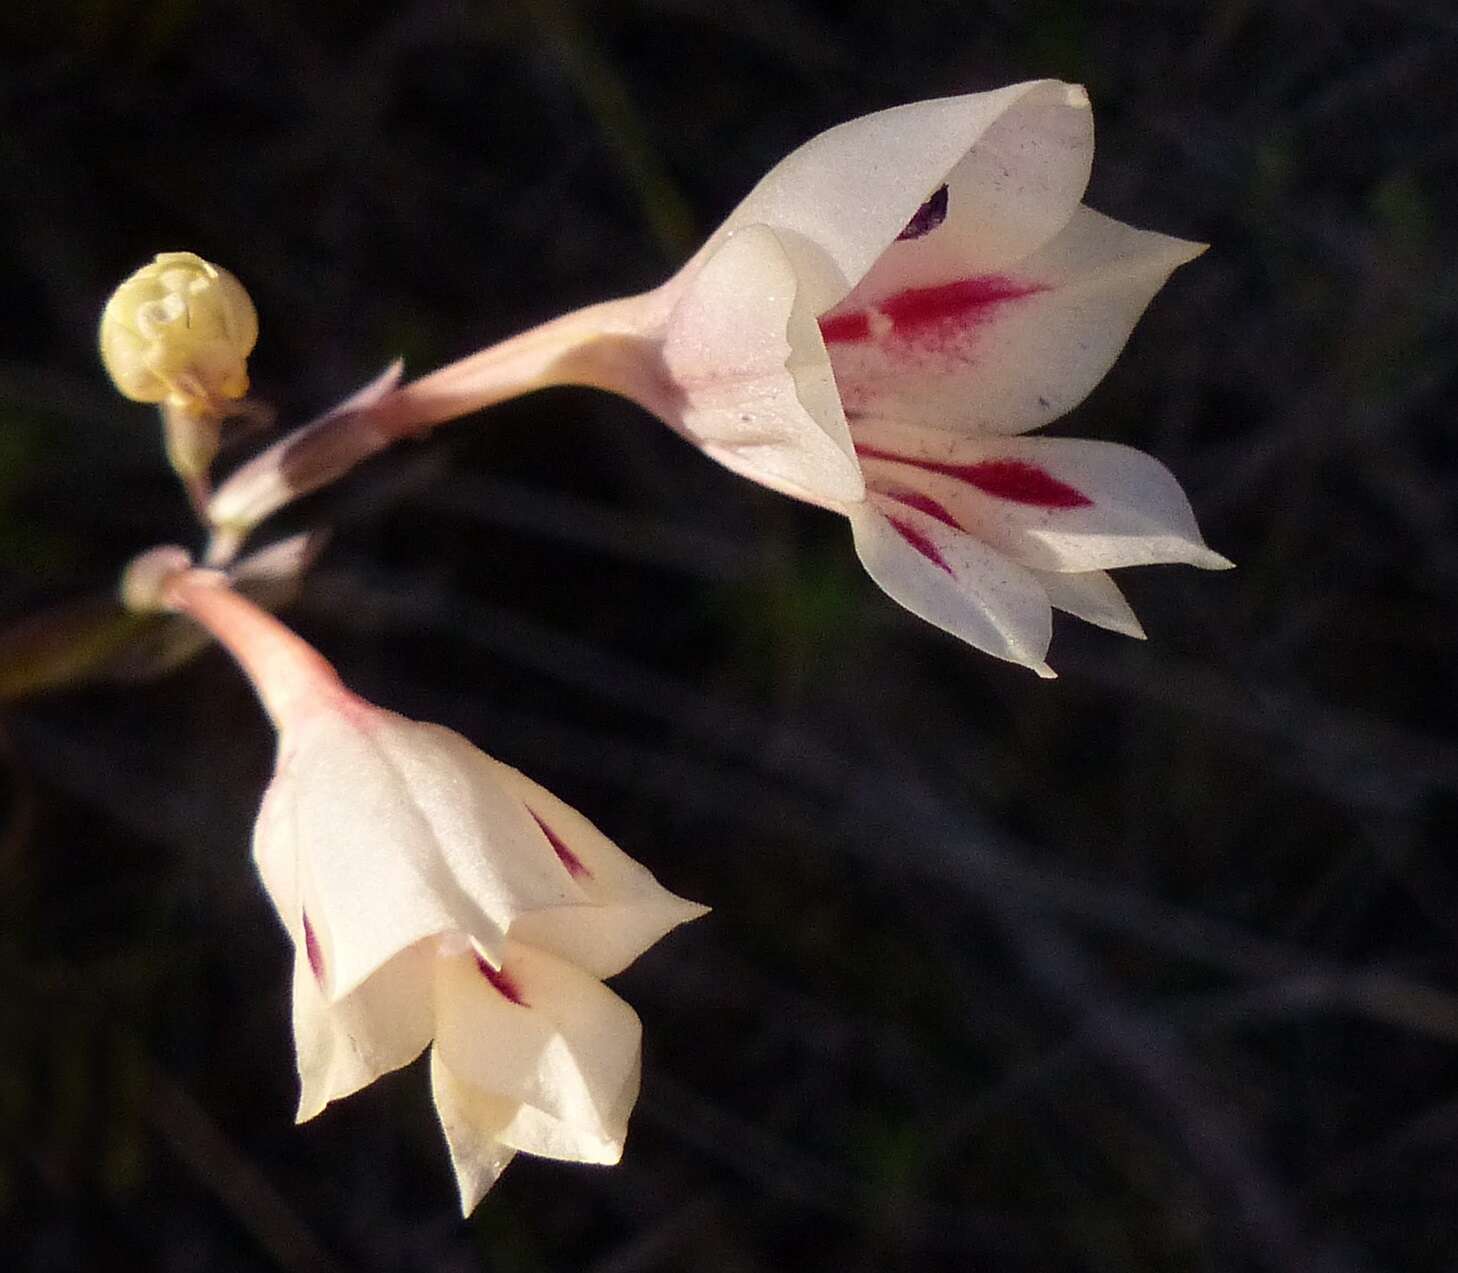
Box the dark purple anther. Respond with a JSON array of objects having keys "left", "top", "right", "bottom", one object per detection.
[
  {"left": 303, "top": 913, "right": 325, "bottom": 984},
  {"left": 897, "top": 184, "right": 949, "bottom": 241}
]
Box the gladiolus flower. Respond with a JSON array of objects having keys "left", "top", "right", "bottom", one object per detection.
[
  {"left": 343, "top": 80, "right": 1227, "bottom": 676},
  {"left": 645, "top": 79, "right": 1230, "bottom": 675},
  {"left": 148, "top": 564, "right": 706, "bottom": 1212}
]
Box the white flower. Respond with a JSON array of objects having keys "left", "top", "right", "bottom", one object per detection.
[
  {"left": 155, "top": 571, "right": 706, "bottom": 1212},
  {"left": 647, "top": 80, "right": 1230, "bottom": 674},
  {"left": 259, "top": 706, "right": 703, "bottom": 1210}
]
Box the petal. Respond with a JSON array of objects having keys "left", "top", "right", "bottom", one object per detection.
[
  {"left": 491, "top": 1045, "right": 640, "bottom": 1169},
  {"left": 433, "top": 940, "right": 642, "bottom": 1164},
  {"left": 848, "top": 498, "right": 1054, "bottom": 675},
  {"left": 368, "top": 713, "right": 594, "bottom": 918},
  {"left": 486, "top": 762, "right": 710, "bottom": 979},
  {"left": 1032, "top": 568, "right": 1146, "bottom": 638},
  {"left": 825, "top": 206, "right": 1207, "bottom": 437},
  {"left": 292, "top": 939, "right": 435, "bottom": 1122},
  {"left": 663, "top": 224, "right": 864, "bottom": 507},
  {"left": 257, "top": 709, "right": 583, "bottom": 1002},
  {"left": 429, "top": 1049, "right": 518, "bottom": 1215},
  {"left": 252, "top": 776, "right": 305, "bottom": 932},
  {"left": 854, "top": 424, "right": 1232, "bottom": 573},
  {"left": 705, "top": 80, "right": 1092, "bottom": 314}
]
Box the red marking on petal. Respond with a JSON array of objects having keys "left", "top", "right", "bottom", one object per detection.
[
  {"left": 529, "top": 809, "right": 590, "bottom": 879},
  {"left": 818, "top": 276, "right": 1041, "bottom": 348},
  {"left": 818, "top": 310, "right": 871, "bottom": 344},
  {"left": 474, "top": 951, "right": 528, "bottom": 1006},
  {"left": 956, "top": 459, "right": 1093, "bottom": 508},
  {"left": 857, "top": 445, "right": 1092, "bottom": 509},
  {"left": 302, "top": 913, "right": 325, "bottom": 984},
  {"left": 880, "top": 276, "right": 1043, "bottom": 334},
  {"left": 878, "top": 488, "right": 963, "bottom": 530},
  {"left": 886, "top": 516, "right": 954, "bottom": 576}
]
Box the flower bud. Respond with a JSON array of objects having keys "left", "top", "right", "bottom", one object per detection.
[
  {"left": 99, "top": 251, "right": 258, "bottom": 412},
  {"left": 118, "top": 544, "right": 195, "bottom": 613}
]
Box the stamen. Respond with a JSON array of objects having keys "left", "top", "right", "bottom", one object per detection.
[{"left": 896, "top": 184, "right": 949, "bottom": 241}]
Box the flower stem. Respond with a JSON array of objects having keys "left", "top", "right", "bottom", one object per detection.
[
  {"left": 204, "top": 290, "right": 671, "bottom": 564},
  {"left": 373, "top": 293, "right": 665, "bottom": 435},
  {"left": 163, "top": 571, "right": 344, "bottom": 729}
]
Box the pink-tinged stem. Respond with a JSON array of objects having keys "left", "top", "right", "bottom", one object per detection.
[
  {"left": 163, "top": 571, "right": 345, "bottom": 729},
  {"left": 205, "top": 290, "right": 671, "bottom": 562},
  {"left": 369, "top": 292, "right": 667, "bottom": 437}
]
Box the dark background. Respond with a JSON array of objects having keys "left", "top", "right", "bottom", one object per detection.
[{"left": 3, "top": 1, "right": 1457, "bottom": 1270}]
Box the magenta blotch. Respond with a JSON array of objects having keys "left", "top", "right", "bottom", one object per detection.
[
  {"left": 529, "top": 809, "right": 590, "bottom": 879},
  {"left": 880, "top": 277, "right": 1042, "bottom": 334},
  {"left": 474, "top": 951, "right": 528, "bottom": 1006},
  {"left": 858, "top": 445, "right": 1092, "bottom": 510},
  {"left": 885, "top": 515, "right": 954, "bottom": 576},
  {"left": 878, "top": 488, "right": 963, "bottom": 530},
  {"left": 819, "top": 275, "right": 1042, "bottom": 347},
  {"left": 818, "top": 310, "right": 872, "bottom": 344}
]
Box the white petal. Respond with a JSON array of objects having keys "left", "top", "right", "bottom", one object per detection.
[
  {"left": 368, "top": 714, "right": 593, "bottom": 921},
  {"left": 492, "top": 1045, "right": 640, "bottom": 1168},
  {"left": 292, "top": 940, "right": 435, "bottom": 1122},
  {"left": 256, "top": 709, "right": 583, "bottom": 1002},
  {"left": 1032, "top": 569, "right": 1146, "bottom": 638},
  {"left": 486, "top": 762, "right": 710, "bottom": 979},
  {"left": 848, "top": 498, "right": 1054, "bottom": 675},
  {"left": 252, "top": 776, "right": 305, "bottom": 931},
  {"left": 825, "top": 206, "right": 1206, "bottom": 437},
  {"left": 706, "top": 80, "right": 1092, "bottom": 313},
  {"left": 433, "top": 941, "right": 642, "bottom": 1165},
  {"left": 256, "top": 716, "right": 488, "bottom": 1002},
  {"left": 663, "top": 224, "right": 864, "bottom": 507},
  {"left": 853, "top": 424, "right": 1232, "bottom": 573},
  {"left": 429, "top": 1049, "right": 518, "bottom": 1215}
]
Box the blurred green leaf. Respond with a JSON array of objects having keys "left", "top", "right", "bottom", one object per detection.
[{"left": 0, "top": 596, "right": 154, "bottom": 701}]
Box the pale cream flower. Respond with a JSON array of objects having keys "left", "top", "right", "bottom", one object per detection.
[
  {"left": 643, "top": 80, "right": 1230, "bottom": 675},
  {"left": 152, "top": 569, "right": 706, "bottom": 1212}
]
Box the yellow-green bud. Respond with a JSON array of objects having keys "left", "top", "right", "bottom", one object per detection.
[{"left": 99, "top": 251, "right": 258, "bottom": 412}]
